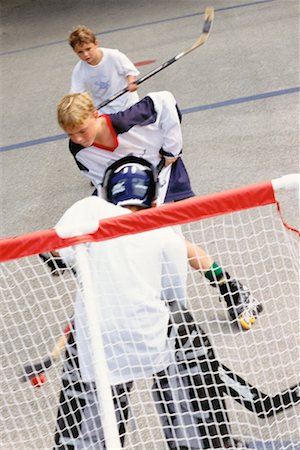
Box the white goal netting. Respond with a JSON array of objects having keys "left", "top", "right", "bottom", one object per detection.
[{"left": 0, "top": 176, "right": 299, "bottom": 450}]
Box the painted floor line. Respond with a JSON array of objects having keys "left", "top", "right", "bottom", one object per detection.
[
  {"left": 181, "top": 86, "right": 300, "bottom": 114},
  {"left": 1, "top": 85, "right": 297, "bottom": 154}
]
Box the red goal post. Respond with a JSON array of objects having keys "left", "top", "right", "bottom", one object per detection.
[{"left": 0, "top": 174, "right": 299, "bottom": 450}]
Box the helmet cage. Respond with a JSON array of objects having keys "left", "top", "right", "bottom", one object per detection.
[{"left": 102, "top": 155, "right": 158, "bottom": 208}]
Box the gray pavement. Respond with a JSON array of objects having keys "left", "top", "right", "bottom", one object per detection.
[
  {"left": 0, "top": 0, "right": 299, "bottom": 449},
  {"left": 1, "top": 0, "right": 299, "bottom": 237}
]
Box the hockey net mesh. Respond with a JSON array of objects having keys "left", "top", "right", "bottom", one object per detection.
[{"left": 0, "top": 182, "right": 299, "bottom": 450}]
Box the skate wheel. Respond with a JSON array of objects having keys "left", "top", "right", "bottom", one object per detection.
[{"left": 240, "top": 317, "right": 254, "bottom": 331}]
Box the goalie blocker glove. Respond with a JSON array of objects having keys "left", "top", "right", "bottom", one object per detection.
[{"left": 38, "top": 252, "right": 76, "bottom": 277}]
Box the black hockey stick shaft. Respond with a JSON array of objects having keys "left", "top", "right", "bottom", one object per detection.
[
  {"left": 219, "top": 364, "right": 300, "bottom": 418},
  {"left": 97, "top": 7, "right": 214, "bottom": 110}
]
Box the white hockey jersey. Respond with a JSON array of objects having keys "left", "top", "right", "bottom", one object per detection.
[
  {"left": 70, "top": 47, "right": 140, "bottom": 114},
  {"left": 56, "top": 197, "right": 188, "bottom": 385}
]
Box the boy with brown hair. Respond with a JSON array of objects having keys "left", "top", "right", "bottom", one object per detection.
[{"left": 68, "top": 25, "right": 139, "bottom": 113}]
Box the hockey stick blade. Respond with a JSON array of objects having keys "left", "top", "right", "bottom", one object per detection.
[
  {"left": 219, "top": 365, "right": 300, "bottom": 418},
  {"left": 97, "top": 7, "right": 214, "bottom": 110},
  {"left": 175, "top": 6, "right": 214, "bottom": 59}
]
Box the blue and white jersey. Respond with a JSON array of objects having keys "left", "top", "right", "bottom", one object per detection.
[{"left": 69, "top": 91, "right": 194, "bottom": 203}]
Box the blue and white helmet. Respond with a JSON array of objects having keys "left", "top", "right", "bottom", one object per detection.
[{"left": 102, "top": 155, "right": 158, "bottom": 208}]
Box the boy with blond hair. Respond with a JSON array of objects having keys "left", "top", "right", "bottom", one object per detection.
[
  {"left": 57, "top": 90, "right": 191, "bottom": 203},
  {"left": 68, "top": 25, "right": 139, "bottom": 113},
  {"left": 56, "top": 90, "right": 262, "bottom": 330}
]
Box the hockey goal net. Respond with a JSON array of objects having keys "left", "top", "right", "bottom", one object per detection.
[{"left": 0, "top": 175, "right": 299, "bottom": 450}]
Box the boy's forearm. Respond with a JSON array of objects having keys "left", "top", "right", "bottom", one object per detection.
[
  {"left": 185, "top": 239, "right": 214, "bottom": 272},
  {"left": 127, "top": 75, "right": 138, "bottom": 91}
]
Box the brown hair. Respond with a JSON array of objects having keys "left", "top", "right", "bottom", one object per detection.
[
  {"left": 57, "top": 92, "right": 95, "bottom": 129},
  {"left": 68, "top": 25, "right": 97, "bottom": 49}
]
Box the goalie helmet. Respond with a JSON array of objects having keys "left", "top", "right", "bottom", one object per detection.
[{"left": 102, "top": 155, "right": 158, "bottom": 208}]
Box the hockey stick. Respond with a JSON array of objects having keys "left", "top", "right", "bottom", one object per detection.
[
  {"left": 96, "top": 6, "right": 214, "bottom": 110},
  {"left": 21, "top": 324, "right": 300, "bottom": 419}
]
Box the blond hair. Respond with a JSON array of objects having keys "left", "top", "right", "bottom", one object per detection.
[
  {"left": 57, "top": 92, "right": 95, "bottom": 129},
  {"left": 68, "top": 25, "right": 97, "bottom": 49}
]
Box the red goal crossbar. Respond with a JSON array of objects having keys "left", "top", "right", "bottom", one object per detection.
[{"left": 0, "top": 176, "right": 298, "bottom": 262}]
